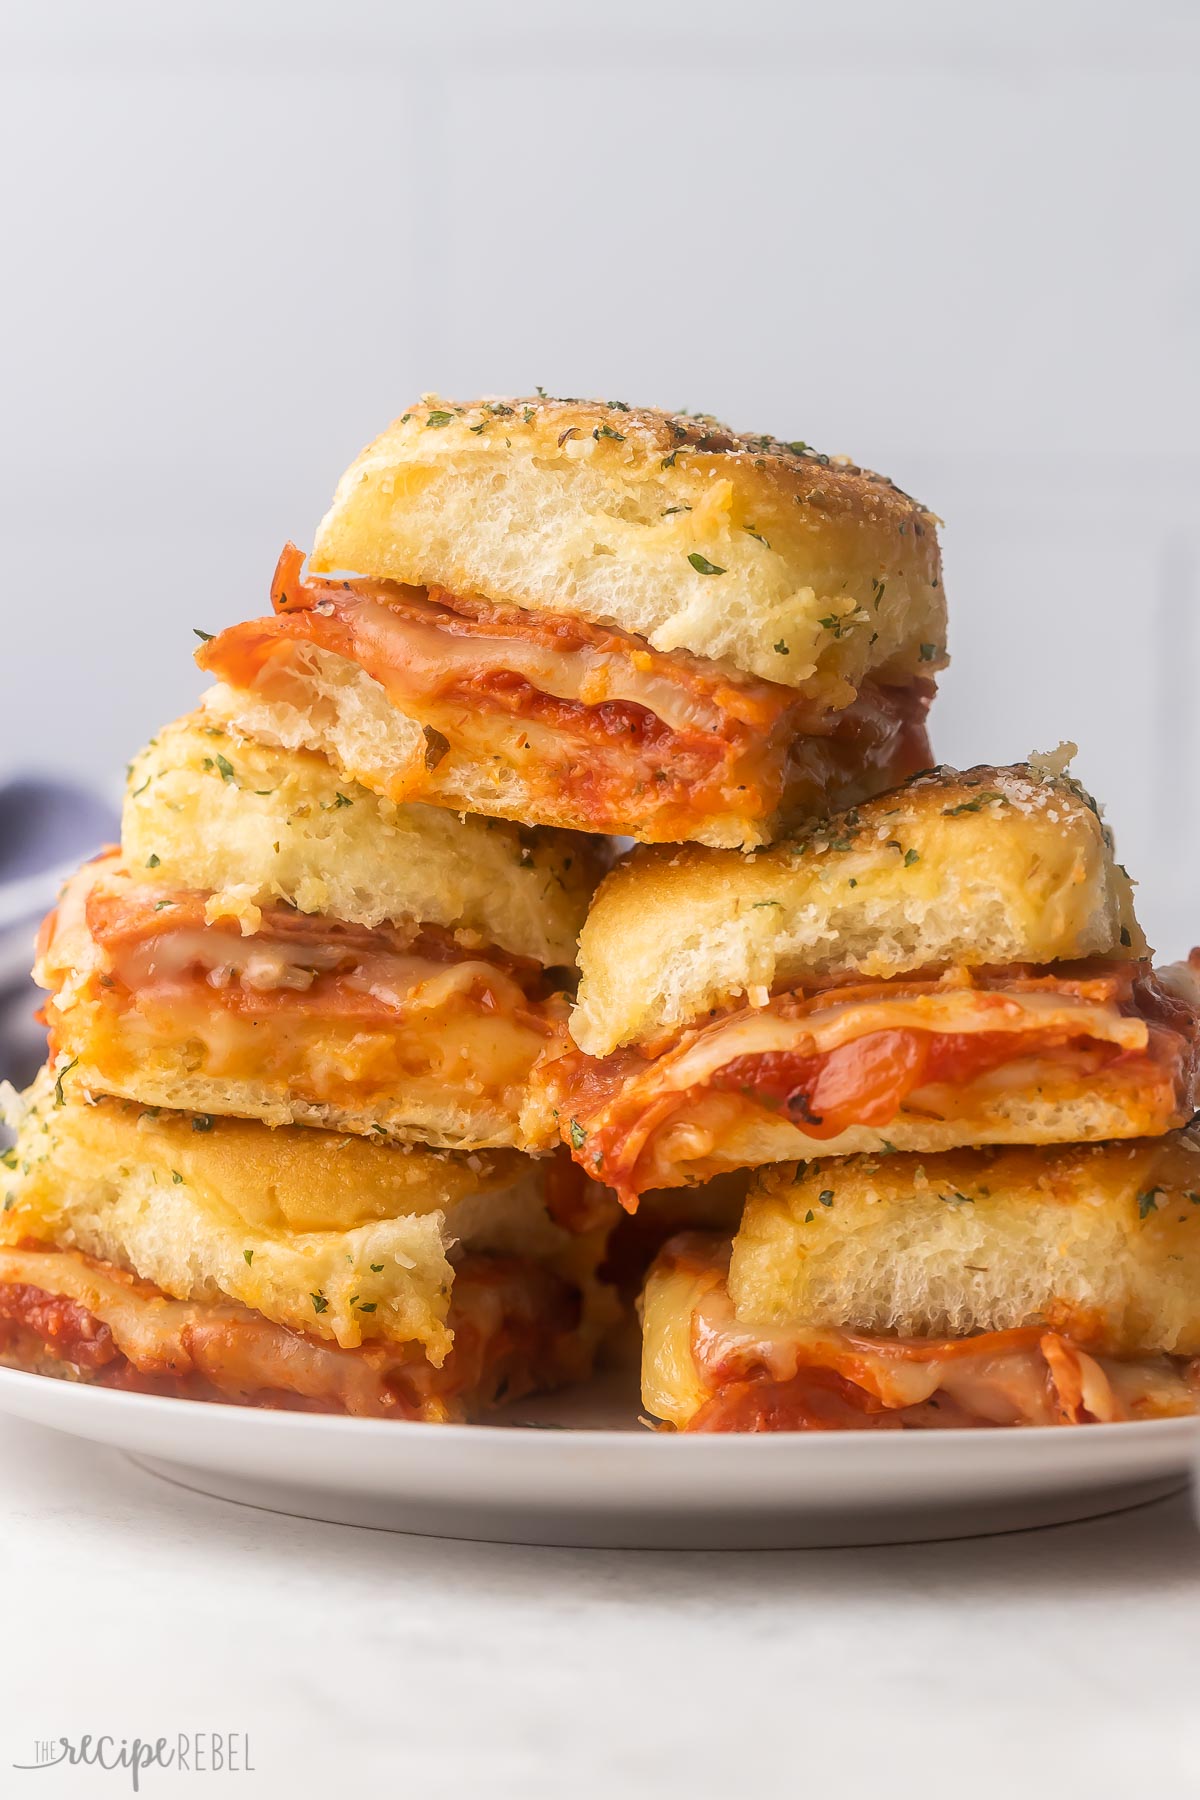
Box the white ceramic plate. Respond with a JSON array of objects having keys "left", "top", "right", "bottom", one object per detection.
[{"left": 0, "top": 1364, "right": 1192, "bottom": 1548}]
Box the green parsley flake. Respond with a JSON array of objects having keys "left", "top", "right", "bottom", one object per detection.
[
  {"left": 425, "top": 410, "right": 454, "bottom": 428},
  {"left": 311, "top": 1292, "right": 329, "bottom": 1314},
  {"left": 569, "top": 1119, "right": 587, "bottom": 1151},
  {"left": 687, "top": 553, "right": 725, "bottom": 576},
  {"left": 215, "top": 754, "right": 236, "bottom": 783},
  {"left": 244, "top": 1249, "right": 254, "bottom": 1265},
  {"left": 54, "top": 1058, "right": 79, "bottom": 1107},
  {"left": 943, "top": 792, "right": 1004, "bottom": 817}
]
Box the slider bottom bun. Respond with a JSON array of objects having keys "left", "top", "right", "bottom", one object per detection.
[
  {"left": 0, "top": 1072, "right": 617, "bottom": 1421},
  {"left": 640, "top": 1137, "right": 1200, "bottom": 1431},
  {"left": 38, "top": 854, "right": 571, "bottom": 1152}
]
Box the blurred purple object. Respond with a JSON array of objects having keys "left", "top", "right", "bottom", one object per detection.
[{"left": 0, "top": 776, "right": 119, "bottom": 1092}]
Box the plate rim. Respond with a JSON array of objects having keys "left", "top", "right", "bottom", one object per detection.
[{"left": 0, "top": 1362, "right": 1193, "bottom": 1457}]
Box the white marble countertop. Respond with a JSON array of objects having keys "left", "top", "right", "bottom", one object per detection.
[{"left": 1, "top": 1411, "right": 1197, "bottom": 1799}]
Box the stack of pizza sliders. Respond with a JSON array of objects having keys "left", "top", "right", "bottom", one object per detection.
[
  {"left": 544, "top": 760, "right": 1200, "bottom": 1429},
  {"left": 11, "top": 390, "right": 1195, "bottom": 1434},
  {"left": 1, "top": 716, "right": 623, "bottom": 1419},
  {"left": 0, "top": 396, "right": 945, "bottom": 1422}
]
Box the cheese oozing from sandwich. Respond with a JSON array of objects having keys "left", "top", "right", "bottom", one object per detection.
[
  {"left": 641, "top": 1235, "right": 1200, "bottom": 1432},
  {"left": 0, "top": 1074, "right": 618, "bottom": 1420},
  {"left": 641, "top": 1133, "right": 1200, "bottom": 1430},
  {"left": 0, "top": 1244, "right": 597, "bottom": 1421},
  {"left": 541, "top": 761, "right": 1187, "bottom": 1202},
  {"left": 38, "top": 852, "right": 571, "bottom": 1151},
  {"left": 196, "top": 546, "right": 935, "bottom": 849},
  {"left": 539, "top": 959, "right": 1200, "bottom": 1205}
]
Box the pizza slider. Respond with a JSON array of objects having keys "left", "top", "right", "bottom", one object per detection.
[
  {"left": 196, "top": 395, "right": 944, "bottom": 848},
  {"left": 37, "top": 712, "right": 600, "bottom": 1151},
  {"left": 540, "top": 761, "right": 1198, "bottom": 1203},
  {"left": 641, "top": 1135, "right": 1200, "bottom": 1430},
  {"left": 0, "top": 1069, "right": 616, "bottom": 1421}
]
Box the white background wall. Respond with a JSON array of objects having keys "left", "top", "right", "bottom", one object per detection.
[{"left": 3, "top": 0, "right": 1198, "bottom": 949}]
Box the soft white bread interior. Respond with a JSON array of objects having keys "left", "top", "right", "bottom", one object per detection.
[
  {"left": 311, "top": 394, "right": 946, "bottom": 695},
  {"left": 572, "top": 761, "right": 1145, "bottom": 1055},
  {"left": 731, "top": 1134, "right": 1200, "bottom": 1357},
  {"left": 1, "top": 1069, "right": 604, "bottom": 1365},
  {"left": 126, "top": 704, "right": 598, "bottom": 966}
]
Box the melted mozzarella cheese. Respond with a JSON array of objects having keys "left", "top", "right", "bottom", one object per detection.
[
  {"left": 0, "top": 1245, "right": 416, "bottom": 1412},
  {"left": 643, "top": 1255, "right": 1198, "bottom": 1430},
  {"left": 653, "top": 988, "right": 1149, "bottom": 1095},
  {"left": 353, "top": 598, "right": 738, "bottom": 735}
]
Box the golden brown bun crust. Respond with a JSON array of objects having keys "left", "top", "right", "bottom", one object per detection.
[
  {"left": 312, "top": 394, "right": 946, "bottom": 692},
  {"left": 1, "top": 1069, "right": 604, "bottom": 1360},
  {"left": 733, "top": 1134, "right": 1200, "bottom": 1357},
  {"left": 572, "top": 762, "right": 1145, "bottom": 1055},
  {"left": 125, "top": 706, "right": 599, "bottom": 968}
]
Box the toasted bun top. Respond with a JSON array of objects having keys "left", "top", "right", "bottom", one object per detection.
[
  {"left": 571, "top": 762, "right": 1144, "bottom": 1055},
  {"left": 2, "top": 1069, "right": 557, "bottom": 1357},
  {"left": 311, "top": 394, "right": 946, "bottom": 694},
  {"left": 732, "top": 1133, "right": 1200, "bottom": 1357},
  {"left": 124, "top": 706, "right": 599, "bottom": 967}
]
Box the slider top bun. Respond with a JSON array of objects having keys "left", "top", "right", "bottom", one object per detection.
[
  {"left": 572, "top": 759, "right": 1144, "bottom": 1056},
  {"left": 312, "top": 394, "right": 946, "bottom": 695},
  {"left": 2, "top": 1068, "right": 578, "bottom": 1362},
  {"left": 124, "top": 707, "right": 599, "bottom": 967},
  {"left": 734, "top": 1135, "right": 1200, "bottom": 1358}
]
